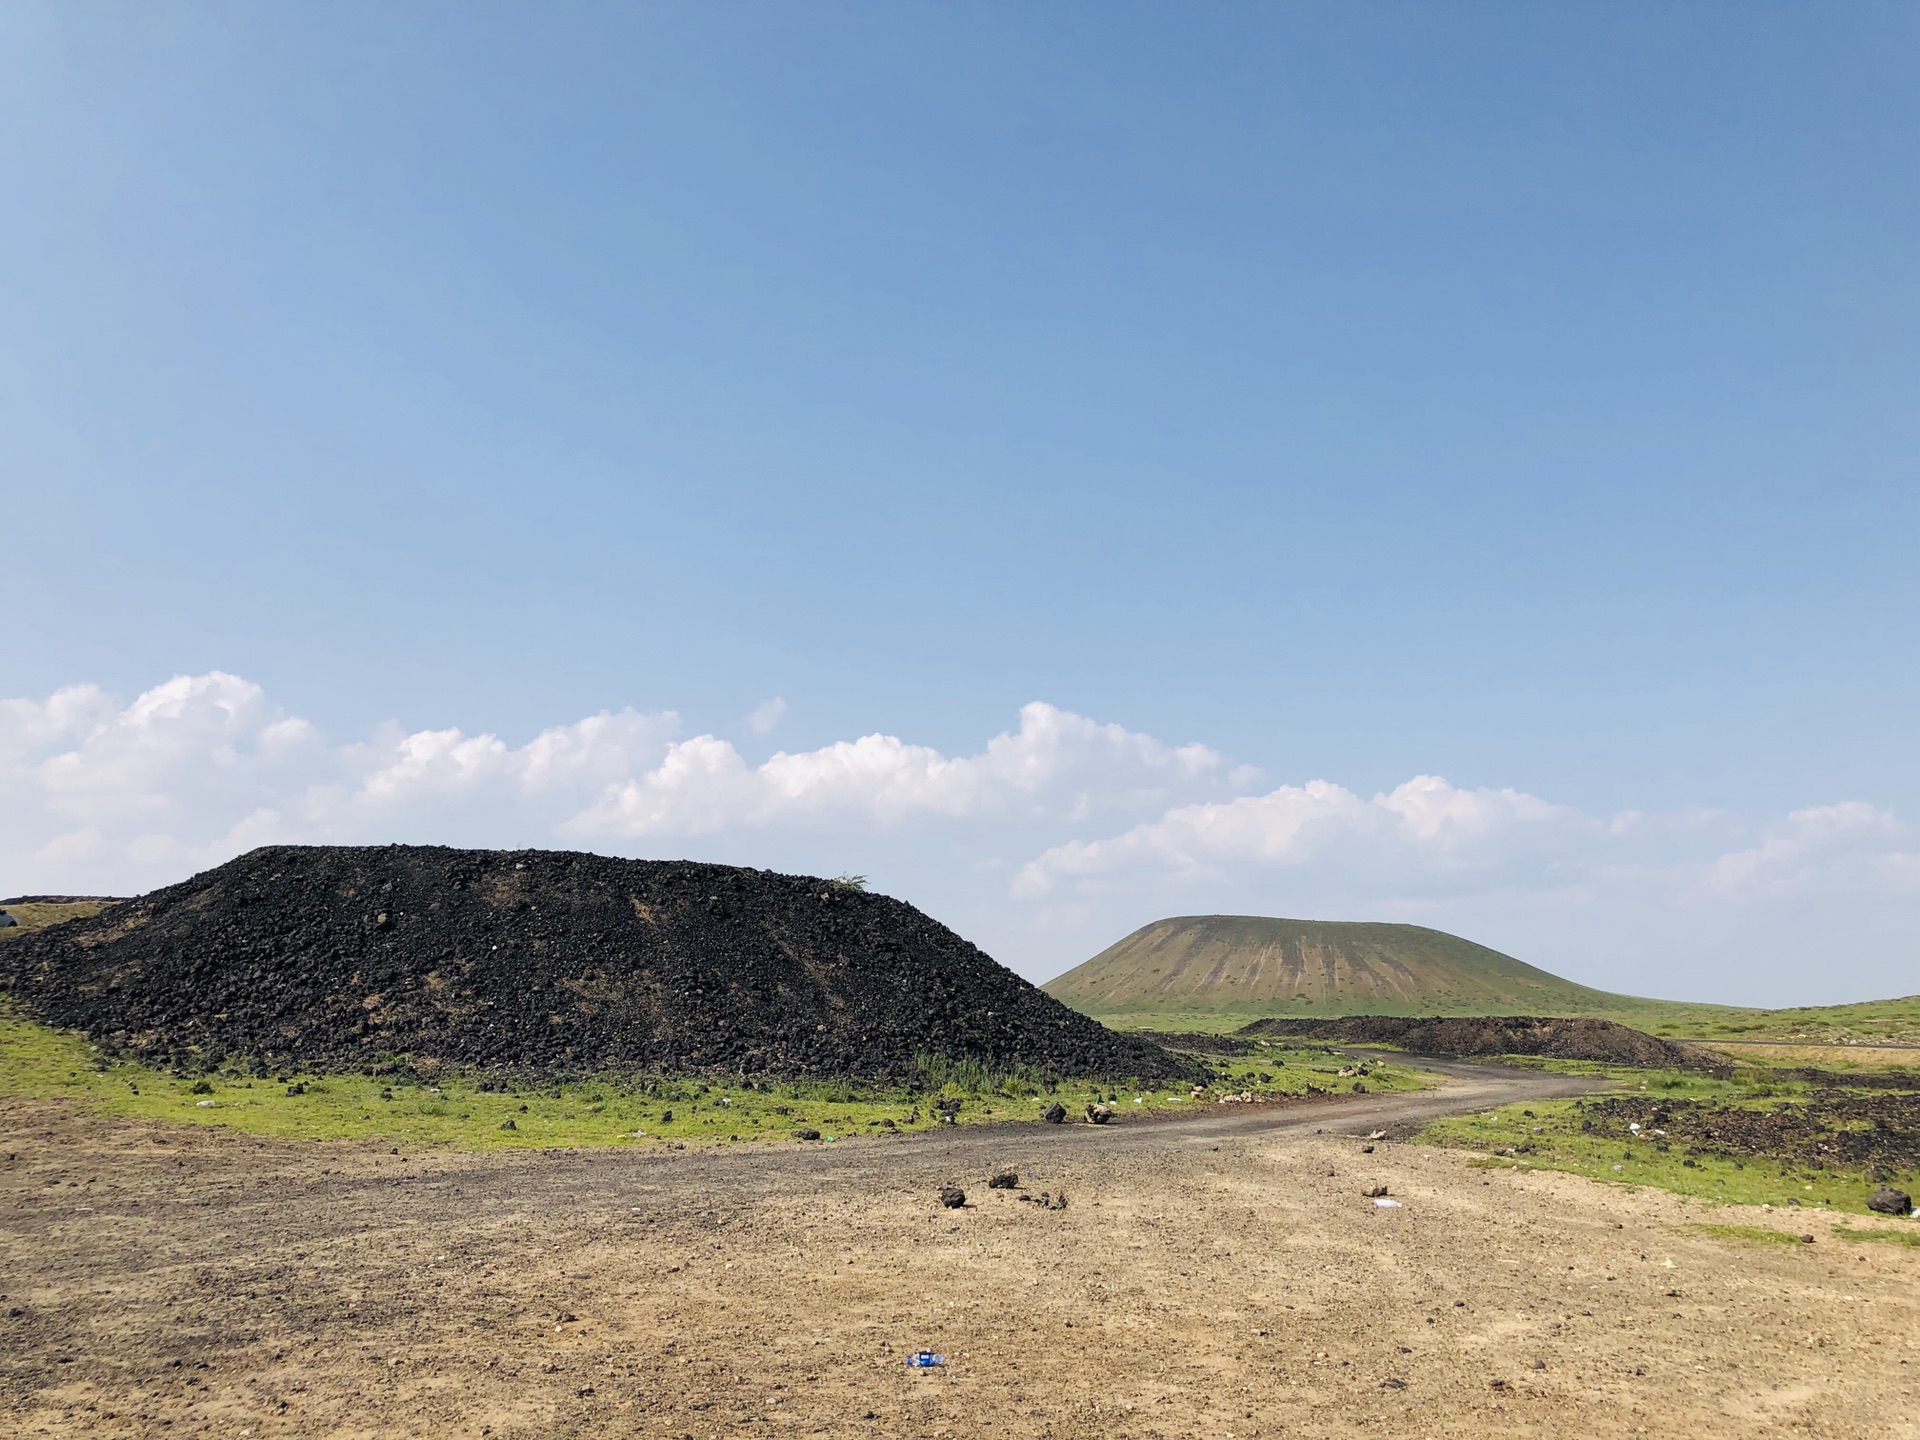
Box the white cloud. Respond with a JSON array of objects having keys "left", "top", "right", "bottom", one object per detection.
[
  {"left": 0, "top": 680, "right": 1228, "bottom": 893},
  {"left": 1703, "top": 802, "right": 1905, "bottom": 899},
  {"left": 746, "top": 697, "right": 787, "bottom": 736},
  {"left": 570, "top": 701, "right": 1227, "bottom": 837},
  {"left": 1013, "top": 775, "right": 1586, "bottom": 898},
  {"left": 2, "top": 671, "right": 1914, "bottom": 1005}
]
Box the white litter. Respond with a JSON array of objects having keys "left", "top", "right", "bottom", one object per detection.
[
  {"left": 195, "top": 1100, "right": 217, "bottom": 1108},
  {"left": 1373, "top": 1197, "right": 1403, "bottom": 1208}
]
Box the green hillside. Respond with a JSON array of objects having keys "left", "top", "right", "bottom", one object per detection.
[{"left": 1042, "top": 914, "right": 1727, "bottom": 1032}]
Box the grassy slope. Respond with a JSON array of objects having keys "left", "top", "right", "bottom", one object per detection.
[{"left": 0, "top": 1004, "right": 1426, "bottom": 1150}]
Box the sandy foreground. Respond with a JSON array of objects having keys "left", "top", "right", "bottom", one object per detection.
[{"left": 2, "top": 1065, "right": 1916, "bottom": 1440}]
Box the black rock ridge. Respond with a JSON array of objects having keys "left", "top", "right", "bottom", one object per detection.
[{"left": 0, "top": 844, "right": 1190, "bottom": 1083}]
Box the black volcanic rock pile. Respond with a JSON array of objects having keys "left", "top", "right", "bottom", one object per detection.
[
  {"left": 0, "top": 845, "right": 1192, "bottom": 1083},
  {"left": 1238, "top": 1014, "right": 1724, "bottom": 1071}
]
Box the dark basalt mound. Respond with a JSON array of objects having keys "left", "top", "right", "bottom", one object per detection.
[
  {"left": 0, "top": 845, "right": 1193, "bottom": 1083},
  {"left": 1238, "top": 1014, "right": 1724, "bottom": 1071}
]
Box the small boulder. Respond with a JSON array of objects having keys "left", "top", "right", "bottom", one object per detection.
[
  {"left": 939, "top": 1185, "right": 966, "bottom": 1209},
  {"left": 1363, "top": 1185, "right": 1389, "bottom": 1198},
  {"left": 793, "top": 1128, "right": 822, "bottom": 1141},
  {"left": 987, "top": 1170, "right": 1020, "bottom": 1190},
  {"left": 1867, "top": 1186, "right": 1913, "bottom": 1217},
  {"left": 1042, "top": 1102, "right": 1067, "bottom": 1125},
  {"left": 1085, "top": 1103, "right": 1113, "bottom": 1125}
]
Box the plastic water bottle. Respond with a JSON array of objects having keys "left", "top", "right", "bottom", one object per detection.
[{"left": 906, "top": 1351, "right": 944, "bottom": 1368}]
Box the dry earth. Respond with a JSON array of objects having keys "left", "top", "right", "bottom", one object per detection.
[{"left": 3, "top": 1060, "right": 1916, "bottom": 1440}]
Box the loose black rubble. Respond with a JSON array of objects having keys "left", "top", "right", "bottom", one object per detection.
[
  {"left": 1239, "top": 1015, "right": 1723, "bottom": 1071},
  {"left": 1573, "top": 1088, "right": 1920, "bottom": 1173},
  {"left": 0, "top": 844, "right": 1194, "bottom": 1083}
]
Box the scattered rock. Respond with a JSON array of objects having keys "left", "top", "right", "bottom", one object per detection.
[
  {"left": 1867, "top": 1186, "right": 1913, "bottom": 1216},
  {"left": 939, "top": 1185, "right": 966, "bottom": 1209},
  {"left": 1084, "top": 1103, "right": 1113, "bottom": 1125},
  {"left": 499, "top": 1119, "right": 516, "bottom": 1131},
  {"left": 1363, "top": 1185, "right": 1389, "bottom": 1198},
  {"left": 793, "top": 1128, "right": 822, "bottom": 1141},
  {"left": 1042, "top": 1102, "right": 1067, "bottom": 1125},
  {"left": 987, "top": 1170, "right": 1020, "bottom": 1190}
]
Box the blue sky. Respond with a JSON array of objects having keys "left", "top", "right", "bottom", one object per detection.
[{"left": 3, "top": 4, "right": 1915, "bottom": 1003}]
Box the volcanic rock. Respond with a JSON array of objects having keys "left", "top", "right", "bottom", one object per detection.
[
  {"left": 939, "top": 1185, "right": 966, "bottom": 1209},
  {"left": 1240, "top": 1015, "right": 1722, "bottom": 1071},
  {"left": 1867, "top": 1185, "right": 1912, "bottom": 1216},
  {"left": 0, "top": 845, "right": 1194, "bottom": 1083}
]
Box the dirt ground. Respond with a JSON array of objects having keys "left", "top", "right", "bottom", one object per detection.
[{"left": 3, "top": 1061, "right": 1916, "bottom": 1440}]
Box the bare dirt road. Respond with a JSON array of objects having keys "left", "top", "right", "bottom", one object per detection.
[{"left": 4, "top": 1059, "right": 1916, "bottom": 1439}]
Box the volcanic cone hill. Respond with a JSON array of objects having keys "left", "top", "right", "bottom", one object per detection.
[
  {"left": 1043, "top": 914, "right": 1681, "bottom": 1024},
  {"left": 0, "top": 845, "right": 1192, "bottom": 1083}
]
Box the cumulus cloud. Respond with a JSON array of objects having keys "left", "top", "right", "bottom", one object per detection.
[
  {"left": 570, "top": 701, "right": 1226, "bottom": 838},
  {"left": 0, "top": 677, "right": 1229, "bottom": 895},
  {"left": 1012, "top": 775, "right": 1588, "bottom": 898},
  {"left": 1703, "top": 802, "right": 1909, "bottom": 899}
]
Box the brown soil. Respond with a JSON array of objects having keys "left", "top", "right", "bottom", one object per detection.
[{"left": 3, "top": 1062, "right": 1916, "bottom": 1440}]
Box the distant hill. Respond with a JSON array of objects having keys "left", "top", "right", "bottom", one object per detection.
[{"left": 1042, "top": 914, "right": 1708, "bottom": 1028}]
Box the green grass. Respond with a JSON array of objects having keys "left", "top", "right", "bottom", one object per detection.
[
  {"left": 1076, "top": 994, "right": 1920, "bottom": 1049},
  {"left": 1645, "top": 995, "right": 1920, "bottom": 1047},
  {"left": 1690, "top": 1223, "right": 1812, "bottom": 1246},
  {"left": 0, "top": 900, "right": 115, "bottom": 938},
  {"left": 1833, "top": 1224, "right": 1920, "bottom": 1248},
  {"left": 0, "top": 1005, "right": 1426, "bottom": 1150},
  {"left": 1084, "top": 997, "right": 1750, "bottom": 1036},
  {"left": 1422, "top": 1070, "right": 1920, "bottom": 1217}
]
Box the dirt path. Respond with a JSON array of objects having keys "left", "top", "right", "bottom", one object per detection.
[{"left": 4, "top": 1059, "right": 1916, "bottom": 1439}]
